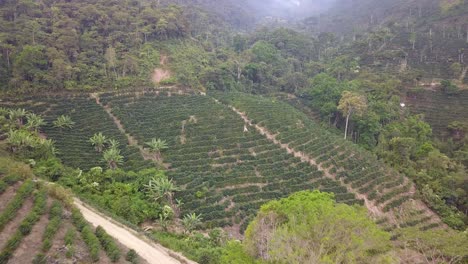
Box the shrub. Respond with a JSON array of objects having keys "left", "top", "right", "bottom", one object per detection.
[
  {"left": 41, "top": 201, "right": 63, "bottom": 252},
  {"left": 126, "top": 249, "right": 139, "bottom": 264},
  {"left": 81, "top": 226, "right": 100, "bottom": 262},
  {"left": 95, "top": 226, "right": 121, "bottom": 262}
]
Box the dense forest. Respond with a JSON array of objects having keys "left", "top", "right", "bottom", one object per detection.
[{"left": 1, "top": 0, "right": 468, "bottom": 263}]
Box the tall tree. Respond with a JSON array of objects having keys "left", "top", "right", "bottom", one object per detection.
[
  {"left": 338, "top": 91, "right": 368, "bottom": 139},
  {"left": 244, "top": 191, "right": 392, "bottom": 263}
]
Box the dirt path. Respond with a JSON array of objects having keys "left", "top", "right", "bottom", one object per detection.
[
  {"left": 223, "top": 101, "right": 384, "bottom": 217},
  {"left": 152, "top": 55, "right": 172, "bottom": 84},
  {"left": 74, "top": 198, "right": 195, "bottom": 264},
  {"left": 90, "top": 93, "right": 161, "bottom": 165}
]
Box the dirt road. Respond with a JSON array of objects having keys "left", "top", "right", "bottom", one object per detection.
[{"left": 74, "top": 198, "right": 195, "bottom": 264}]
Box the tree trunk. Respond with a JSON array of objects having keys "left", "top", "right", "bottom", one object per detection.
[
  {"left": 344, "top": 112, "right": 351, "bottom": 140},
  {"left": 7, "top": 49, "right": 10, "bottom": 69}
]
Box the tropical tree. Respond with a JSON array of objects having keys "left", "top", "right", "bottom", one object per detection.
[
  {"left": 145, "top": 176, "right": 179, "bottom": 214},
  {"left": 182, "top": 213, "right": 202, "bottom": 234},
  {"left": 103, "top": 147, "right": 123, "bottom": 170},
  {"left": 36, "top": 138, "right": 57, "bottom": 159},
  {"left": 158, "top": 205, "right": 174, "bottom": 231},
  {"left": 145, "top": 138, "right": 168, "bottom": 161},
  {"left": 6, "top": 129, "right": 34, "bottom": 153},
  {"left": 244, "top": 191, "right": 392, "bottom": 263},
  {"left": 53, "top": 115, "right": 75, "bottom": 129},
  {"left": 8, "top": 108, "right": 28, "bottom": 127},
  {"left": 90, "top": 132, "right": 107, "bottom": 153},
  {"left": 25, "top": 113, "right": 46, "bottom": 132},
  {"left": 338, "top": 91, "right": 367, "bottom": 139}
]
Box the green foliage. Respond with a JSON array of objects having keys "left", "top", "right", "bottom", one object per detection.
[
  {"left": 145, "top": 138, "right": 168, "bottom": 160},
  {"left": 0, "top": 1, "right": 189, "bottom": 92},
  {"left": 182, "top": 213, "right": 203, "bottom": 234},
  {"left": 102, "top": 147, "right": 124, "bottom": 170},
  {"left": 440, "top": 80, "right": 459, "bottom": 95},
  {"left": 221, "top": 241, "right": 258, "bottom": 264},
  {"left": 53, "top": 115, "right": 75, "bottom": 129},
  {"left": 126, "top": 249, "right": 139, "bottom": 264},
  {"left": 0, "top": 180, "right": 35, "bottom": 232},
  {"left": 151, "top": 231, "right": 223, "bottom": 264},
  {"left": 95, "top": 226, "right": 121, "bottom": 262},
  {"left": 244, "top": 191, "right": 393, "bottom": 263},
  {"left": 301, "top": 73, "right": 344, "bottom": 120},
  {"left": 400, "top": 227, "right": 468, "bottom": 262},
  {"left": 89, "top": 132, "right": 107, "bottom": 153},
  {"left": 81, "top": 225, "right": 101, "bottom": 262},
  {"left": 0, "top": 187, "right": 47, "bottom": 263},
  {"left": 40, "top": 201, "right": 63, "bottom": 253}
]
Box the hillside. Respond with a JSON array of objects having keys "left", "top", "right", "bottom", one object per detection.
[
  {"left": 299, "top": 0, "right": 468, "bottom": 81},
  {"left": 406, "top": 89, "right": 468, "bottom": 137},
  {"left": 0, "top": 157, "right": 147, "bottom": 264},
  {"left": 1, "top": 0, "right": 468, "bottom": 263},
  {"left": 0, "top": 91, "right": 449, "bottom": 236}
]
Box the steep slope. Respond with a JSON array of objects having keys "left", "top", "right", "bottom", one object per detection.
[
  {"left": 300, "top": 0, "right": 468, "bottom": 80},
  {"left": 0, "top": 158, "right": 147, "bottom": 264}
]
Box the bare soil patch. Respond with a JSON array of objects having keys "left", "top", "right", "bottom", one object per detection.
[
  {"left": 10, "top": 199, "right": 52, "bottom": 263},
  {"left": 0, "top": 198, "right": 34, "bottom": 249},
  {"left": 152, "top": 55, "right": 172, "bottom": 84},
  {"left": 0, "top": 181, "right": 23, "bottom": 212}
]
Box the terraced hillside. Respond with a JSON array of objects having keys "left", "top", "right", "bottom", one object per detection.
[
  {"left": 2, "top": 91, "right": 446, "bottom": 238},
  {"left": 0, "top": 96, "right": 153, "bottom": 171},
  {"left": 214, "top": 92, "right": 445, "bottom": 233},
  {"left": 99, "top": 92, "right": 360, "bottom": 233},
  {"left": 406, "top": 89, "right": 468, "bottom": 137},
  {"left": 0, "top": 158, "right": 143, "bottom": 264},
  {"left": 97, "top": 91, "right": 444, "bottom": 237}
]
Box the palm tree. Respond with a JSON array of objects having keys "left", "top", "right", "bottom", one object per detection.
[
  {"left": 182, "top": 213, "right": 202, "bottom": 234},
  {"left": 8, "top": 108, "right": 28, "bottom": 127},
  {"left": 103, "top": 147, "right": 123, "bottom": 170},
  {"left": 145, "top": 138, "right": 168, "bottom": 161},
  {"left": 90, "top": 132, "right": 107, "bottom": 153},
  {"left": 53, "top": 115, "right": 75, "bottom": 129},
  {"left": 145, "top": 176, "right": 180, "bottom": 214},
  {"left": 25, "top": 113, "right": 46, "bottom": 132}
]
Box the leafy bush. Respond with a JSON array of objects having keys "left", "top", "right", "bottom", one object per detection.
[
  {"left": 95, "top": 226, "right": 121, "bottom": 262},
  {"left": 40, "top": 201, "right": 63, "bottom": 252},
  {"left": 126, "top": 249, "right": 139, "bottom": 264},
  {"left": 81, "top": 226, "right": 100, "bottom": 262}
]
